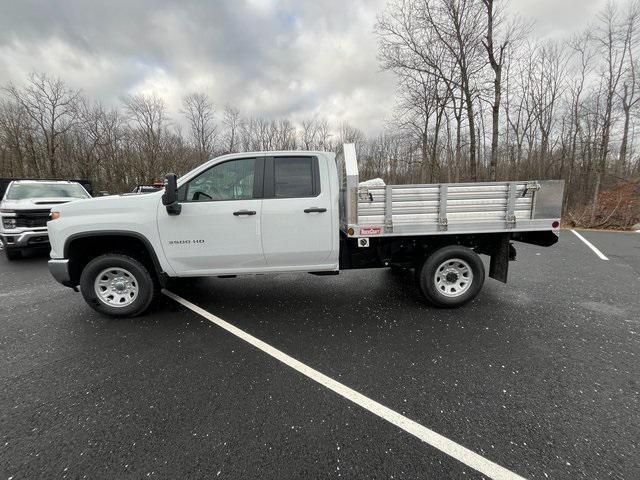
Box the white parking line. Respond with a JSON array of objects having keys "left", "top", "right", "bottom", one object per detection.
[
  {"left": 571, "top": 230, "right": 609, "bottom": 260},
  {"left": 163, "top": 289, "right": 527, "bottom": 480}
]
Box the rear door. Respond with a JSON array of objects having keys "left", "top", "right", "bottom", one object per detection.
[{"left": 260, "top": 155, "right": 334, "bottom": 269}]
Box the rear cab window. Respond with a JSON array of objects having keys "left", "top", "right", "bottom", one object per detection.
[{"left": 266, "top": 156, "right": 320, "bottom": 199}]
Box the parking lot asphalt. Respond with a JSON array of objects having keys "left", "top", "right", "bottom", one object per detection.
[{"left": 1, "top": 230, "right": 639, "bottom": 479}]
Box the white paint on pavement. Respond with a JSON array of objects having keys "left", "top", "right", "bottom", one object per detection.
[
  {"left": 163, "top": 289, "right": 527, "bottom": 480},
  {"left": 571, "top": 230, "right": 609, "bottom": 260}
]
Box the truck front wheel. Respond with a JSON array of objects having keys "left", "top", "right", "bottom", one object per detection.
[
  {"left": 80, "top": 254, "right": 157, "bottom": 317},
  {"left": 417, "top": 245, "right": 485, "bottom": 308}
]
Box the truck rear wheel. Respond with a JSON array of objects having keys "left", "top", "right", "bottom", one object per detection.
[
  {"left": 80, "top": 254, "right": 157, "bottom": 317},
  {"left": 417, "top": 245, "right": 485, "bottom": 308}
]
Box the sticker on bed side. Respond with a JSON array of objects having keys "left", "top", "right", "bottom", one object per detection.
[{"left": 360, "top": 226, "right": 382, "bottom": 235}]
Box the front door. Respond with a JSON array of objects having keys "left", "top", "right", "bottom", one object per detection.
[{"left": 157, "top": 156, "right": 265, "bottom": 275}]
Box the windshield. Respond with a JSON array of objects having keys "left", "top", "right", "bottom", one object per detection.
[{"left": 5, "top": 183, "right": 90, "bottom": 200}]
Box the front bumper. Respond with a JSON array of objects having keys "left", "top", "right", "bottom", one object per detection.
[
  {"left": 0, "top": 230, "right": 49, "bottom": 249},
  {"left": 48, "top": 258, "right": 74, "bottom": 287}
]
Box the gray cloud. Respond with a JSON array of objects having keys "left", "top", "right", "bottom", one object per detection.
[
  {"left": 0, "top": 0, "right": 607, "bottom": 135},
  {"left": 510, "top": 0, "right": 606, "bottom": 38},
  {"left": 0, "top": 0, "right": 396, "bottom": 134}
]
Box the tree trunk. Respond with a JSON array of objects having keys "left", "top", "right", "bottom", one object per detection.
[
  {"left": 421, "top": 130, "right": 429, "bottom": 183},
  {"left": 431, "top": 103, "right": 445, "bottom": 183},
  {"left": 619, "top": 105, "right": 631, "bottom": 172},
  {"left": 590, "top": 173, "right": 601, "bottom": 227},
  {"left": 490, "top": 74, "right": 500, "bottom": 181},
  {"left": 455, "top": 114, "right": 462, "bottom": 183},
  {"left": 483, "top": 0, "right": 502, "bottom": 182},
  {"left": 463, "top": 86, "right": 477, "bottom": 181}
]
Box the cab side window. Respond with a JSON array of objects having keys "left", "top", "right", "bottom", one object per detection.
[
  {"left": 185, "top": 158, "right": 256, "bottom": 201},
  {"left": 272, "top": 156, "right": 319, "bottom": 198}
]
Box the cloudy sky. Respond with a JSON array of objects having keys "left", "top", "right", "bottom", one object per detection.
[{"left": 0, "top": 0, "right": 608, "bottom": 134}]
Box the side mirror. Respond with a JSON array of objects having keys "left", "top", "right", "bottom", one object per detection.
[{"left": 162, "top": 173, "right": 182, "bottom": 215}]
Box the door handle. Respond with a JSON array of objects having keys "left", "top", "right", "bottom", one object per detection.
[
  {"left": 233, "top": 210, "right": 256, "bottom": 216},
  {"left": 304, "top": 207, "right": 327, "bottom": 213}
]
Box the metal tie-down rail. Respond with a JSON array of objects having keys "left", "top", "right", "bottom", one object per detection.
[{"left": 338, "top": 143, "right": 561, "bottom": 238}]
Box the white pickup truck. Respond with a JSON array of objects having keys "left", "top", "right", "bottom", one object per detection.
[
  {"left": 47, "top": 144, "right": 563, "bottom": 317},
  {"left": 1, "top": 180, "right": 91, "bottom": 260}
]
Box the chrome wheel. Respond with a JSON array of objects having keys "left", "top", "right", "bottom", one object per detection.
[
  {"left": 94, "top": 267, "right": 139, "bottom": 307},
  {"left": 433, "top": 258, "right": 473, "bottom": 298}
]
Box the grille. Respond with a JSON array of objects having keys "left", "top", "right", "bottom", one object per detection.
[{"left": 15, "top": 209, "right": 50, "bottom": 228}]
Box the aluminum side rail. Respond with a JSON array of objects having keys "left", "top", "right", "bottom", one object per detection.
[{"left": 337, "top": 144, "right": 564, "bottom": 238}]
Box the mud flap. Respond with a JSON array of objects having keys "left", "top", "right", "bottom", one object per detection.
[{"left": 489, "top": 233, "right": 515, "bottom": 284}]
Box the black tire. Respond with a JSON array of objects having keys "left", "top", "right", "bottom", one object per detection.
[
  {"left": 5, "top": 248, "right": 22, "bottom": 261},
  {"left": 417, "top": 245, "right": 485, "bottom": 308},
  {"left": 80, "top": 254, "right": 157, "bottom": 317}
]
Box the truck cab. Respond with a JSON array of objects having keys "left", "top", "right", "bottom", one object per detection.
[
  {"left": 47, "top": 151, "right": 341, "bottom": 315},
  {"left": 159, "top": 152, "right": 339, "bottom": 275}
]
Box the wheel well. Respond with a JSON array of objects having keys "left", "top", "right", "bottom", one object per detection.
[{"left": 66, "top": 234, "right": 160, "bottom": 286}]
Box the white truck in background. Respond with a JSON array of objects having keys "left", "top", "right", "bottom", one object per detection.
[
  {"left": 0, "top": 180, "right": 91, "bottom": 260},
  {"left": 47, "top": 144, "right": 564, "bottom": 317}
]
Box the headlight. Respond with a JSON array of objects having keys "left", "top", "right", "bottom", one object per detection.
[
  {"left": 50, "top": 212, "right": 61, "bottom": 220},
  {"left": 2, "top": 217, "right": 16, "bottom": 229}
]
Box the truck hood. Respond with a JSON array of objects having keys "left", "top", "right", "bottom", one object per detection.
[
  {"left": 54, "top": 191, "right": 162, "bottom": 216},
  {"left": 1, "top": 197, "right": 77, "bottom": 211}
]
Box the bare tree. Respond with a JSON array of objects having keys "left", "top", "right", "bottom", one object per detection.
[
  {"left": 0, "top": 99, "right": 32, "bottom": 177},
  {"left": 300, "top": 117, "right": 332, "bottom": 151},
  {"left": 393, "top": 71, "right": 449, "bottom": 182},
  {"left": 590, "top": 1, "right": 637, "bottom": 221},
  {"left": 377, "top": 0, "right": 486, "bottom": 180},
  {"left": 503, "top": 47, "right": 536, "bottom": 178},
  {"left": 4, "top": 73, "right": 81, "bottom": 176},
  {"left": 481, "top": 0, "right": 520, "bottom": 180},
  {"left": 273, "top": 119, "right": 297, "bottom": 150},
  {"left": 123, "top": 93, "right": 168, "bottom": 180},
  {"left": 563, "top": 30, "right": 594, "bottom": 211},
  {"left": 221, "top": 105, "right": 241, "bottom": 153},
  {"left": 617, "top": 2, "right": 640, "bottom": 172},
  {"left": 300, "top": 118, "right": 321, "bottom": 150},
  {"left": 530, "top": 41, "right": 566, "bottom": 176},
  {"left": 182, "top": 92, "right": 217, "bottom": 163}
]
